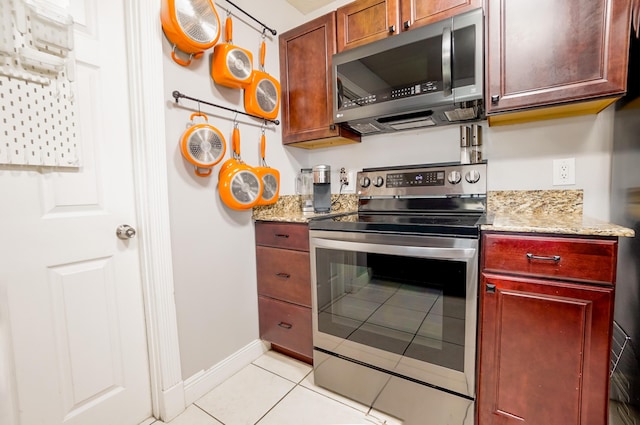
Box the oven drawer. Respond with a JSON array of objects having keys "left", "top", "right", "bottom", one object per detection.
[
  {"left": 482, "top": 233, "right": 617, "bottom": 285},
  {"left": 257, "top": 246, "right": 311, "bottom": 307},
  {"left": 255, "top": 222, "right": 309, "bottom": 251},
  {"left": 258, "top": 295, "right": 312, "bottom": 359}
]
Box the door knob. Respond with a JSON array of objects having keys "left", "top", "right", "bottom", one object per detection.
[{"left": 116, "top": 224, "right": 136, "bottom": 239}]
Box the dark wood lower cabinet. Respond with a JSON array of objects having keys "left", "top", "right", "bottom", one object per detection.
[
  {"left": 478, "top": 274, "right": 613, "bottom": 425},
  {"left": 477, "top": 232, "right": 617, "bottom": 425},
  {"left": 255, "top": 221, "right": 313, "bottom": 364}
]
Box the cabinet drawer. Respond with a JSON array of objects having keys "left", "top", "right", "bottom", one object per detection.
[
  {"left": 482, "top": 233, "right": 617, "bottom": 285},
  {"left": 257, "top": 246, "right": 311, "bottom": 307},
  {"left": 258, "top": 295, "right": 312, "bottom": 359},
  {"left": 255, "top": 222, "right": 309, "bottom": 251}
]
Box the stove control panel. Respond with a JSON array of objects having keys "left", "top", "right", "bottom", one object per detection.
[{"left": 357, "top": 163, "right": 486, "bottom": 197}]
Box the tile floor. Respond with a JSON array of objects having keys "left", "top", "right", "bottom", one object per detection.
[{"left": 144, "top": 350, "right": 401, "bottom": 425}]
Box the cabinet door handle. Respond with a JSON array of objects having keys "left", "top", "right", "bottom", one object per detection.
[
  {"left": 486, "top": 284, "right": 496, "bottom": 293},
  {"left": 403, "top": 20, "right": 411, "bottom": 29},
  {"left": 491, "top": 95, "right": 500, "bottom": 104},
  {"left": 278, "top": 322, "right": 292, "bottom": 329},
  {"left": 275, "top": 272, "right": 291, "bottom": 279},
  {"left": 389, "top": 25, "right": 396, "bottom": 33},
  {"left": 275, "top": 233, "right": 289, "bottom": 239},
  {"left": 526, "top": 253, "right": 561, "bottom": 262}
]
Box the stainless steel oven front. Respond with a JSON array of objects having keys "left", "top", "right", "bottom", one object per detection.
[{"left": 309, "top": 229, "right": 477, "bottom": 425}]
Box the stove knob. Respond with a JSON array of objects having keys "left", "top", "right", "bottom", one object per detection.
[
  {"left": 465, "top": 170, "right": 481, "bottom": 184},
  {"left": 360, "top": 176, "right": 371, "bottom": 188},
  {"left": 448, "top": 170, "right": 462, "bottom": 185},
  {"left": 373, "top": 176, "right": 384, "bottom": 187}
]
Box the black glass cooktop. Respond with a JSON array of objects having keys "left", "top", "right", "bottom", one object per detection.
[{"left": 309, "top": 212, "right": 488, "bottom": 238}]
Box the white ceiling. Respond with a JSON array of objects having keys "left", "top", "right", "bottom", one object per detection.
[{"left": 286, "top": 0, "right": 334, "bottom": 14}]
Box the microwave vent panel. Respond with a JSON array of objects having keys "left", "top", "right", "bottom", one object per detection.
[
  {"left": 444, "top": 107, "right": 478, "bottom": 122},
  {"left": 389, "top": 117, "right": 436, "bottom": 130},
  {"left": 348, "top": 122, "right": 384, "bottom": 134}
]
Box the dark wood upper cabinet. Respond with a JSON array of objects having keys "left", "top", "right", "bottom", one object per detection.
[
  {"left": 336, "top": 0, "right": 481, "bottom": 53},
  {"left": 336, "top": 0, "right": 399, "bottom": 52},
  {"left": 486, "top": 0, "right": 632, "bottom": 118},
  {"left": 400, "top": 0, "right": 482, "bottom": 32},
  {"left": 279, "top": 12, "right": 361, "bottom": 148}
]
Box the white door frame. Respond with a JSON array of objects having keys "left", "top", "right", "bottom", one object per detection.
[{"left": 123, "top": 2, "right": 184, "bottom": 422}]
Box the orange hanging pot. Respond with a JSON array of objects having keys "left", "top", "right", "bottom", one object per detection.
[
  {"left": 254, "top": 132, "right": 280, "bottom": 206},
  {"left": 244, "top": 41, "right": 281, "bottom": 120},
  {"left": 218, "top": 125, "right": 263, "bottom": 210},
  {"left": 180, "top": 112, "right": 226, "bottom": 177},
  {"left": 161, "top": 0, "right": 221, "bottom": 66},
  {"left": 211, "top": 16, "right": 254, "bottom": 88}
]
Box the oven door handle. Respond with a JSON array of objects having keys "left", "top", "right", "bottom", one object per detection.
[{"left": 310, "top": 237, "right": 477, "bottom": 260}]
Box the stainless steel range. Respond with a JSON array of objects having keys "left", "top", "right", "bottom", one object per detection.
[{"left": 308, "top": 162, "right": 487, "bottom": 425}]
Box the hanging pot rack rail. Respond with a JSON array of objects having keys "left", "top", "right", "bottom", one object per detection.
[
  {"left": 221, "top": 0, "right": 277, "bottom": 36},
  {"left": 172, "top": 91, "right": 279, "bottom": 125}
]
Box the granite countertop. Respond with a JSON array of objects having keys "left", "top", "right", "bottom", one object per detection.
[
  {"left": 253, "top": 190, "right": 635, "bottom": 237},
  {"left": 483, "top": 190, "right": 635, "bottom": 237},
  {"left": 252, "top": 194, "right": 358, "bottom": 223}
]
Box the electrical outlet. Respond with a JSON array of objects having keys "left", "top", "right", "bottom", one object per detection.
[
  {"left": 553, "top": 158, "right": 576, "bottom": 185},
  {"left": 341, "top": 170, "right": 356, "bottom": 193},
  {"left": 339, "top": 167, "right": 349, "bottom": 185}
]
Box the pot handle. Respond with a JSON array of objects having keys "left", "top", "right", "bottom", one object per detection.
[
  {"left": 189, "top": 112, "right": 209, "bottom": 123},
  {"left": 225, "top": 16, "right": 233, "bottom": 43},
  {"left": 194, "top": 166, "right": 213, "bottom": 177},
  {"left": 259, "top": 41, "right": 265, "bottom": 71},
  {"left": 171, "top": 45, "right": 193, "bottom": 67},
  {"left": 232, "top": 125, "right": 240, "bottom": 158}
]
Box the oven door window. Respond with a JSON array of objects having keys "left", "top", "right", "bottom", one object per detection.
[{"left": 315, "top": 248, "right": 466, "bottom": 372}]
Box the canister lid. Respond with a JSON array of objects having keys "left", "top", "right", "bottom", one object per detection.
[{"left": 313, "top": 164, "right": 331, "bottom": 183}]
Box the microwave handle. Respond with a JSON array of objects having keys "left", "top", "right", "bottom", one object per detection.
[{"left": 442, "top": 26, "right": 452, "bottom": 97}]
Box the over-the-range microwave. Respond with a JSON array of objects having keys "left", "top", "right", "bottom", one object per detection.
[{"left": 333, "top": 8, "right": 484, "bottom": 135}]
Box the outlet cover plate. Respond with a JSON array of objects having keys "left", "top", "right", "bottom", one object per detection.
[
  {"left": 342, "top": 170, "right": 357, "bottom": 193},
  {"left": 553, "top": 158, "right": 576, "bottom": 185}
]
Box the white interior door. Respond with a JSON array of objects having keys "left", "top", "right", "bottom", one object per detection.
[{"left": 0, "top": 1, "right": 152, "bottom": 424}]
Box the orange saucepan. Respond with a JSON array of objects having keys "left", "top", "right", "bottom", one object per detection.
[
  {"left": 161, "top": 0, "right": 221, "bottom": 66},
  {"left": 254, "top": 133, "right": 280, "bottom": 206},
  {"left": 218, "top": 125, "right": 263, "bottom": 210},
  {"left": 179, "top": 112, "right": 226, "bottom": 177}
]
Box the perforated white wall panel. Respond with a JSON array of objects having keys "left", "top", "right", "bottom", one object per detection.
[{"left": 0, "top": 0, "right": 79, "bottom": 167}]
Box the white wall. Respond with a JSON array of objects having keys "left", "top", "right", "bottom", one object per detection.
[
  {"left": 162, "top": 0, "right": 616, "bottom": 380},
  {"left": 304, "top": 109, "right": 615, "bottom": 221},
  {"left": 161, "top": 0, "right": 301, "bottom": 379}
]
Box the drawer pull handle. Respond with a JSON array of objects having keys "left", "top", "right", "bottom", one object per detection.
[
  {"left": 486, "top": 284, "right": 496, "bottom": 293},
  {"left": 275, "top": 233, "right": 290, "bottom": 239},
  {"left": 526, "top": 253, "right": 561, "bottom": 262},
  {"left": 275, "top": 272, "right": 291, "bottom": 279},
  {"left": 278, "top": 322, "right": 292, "bottom": 329}
]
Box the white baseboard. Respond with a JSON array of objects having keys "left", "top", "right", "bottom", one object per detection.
[
  {"left": 183, "top": 339, "right": 270, "bottom": 406},
  {"left": 159, "top": 380, "right": 186, "bottom": 422}
]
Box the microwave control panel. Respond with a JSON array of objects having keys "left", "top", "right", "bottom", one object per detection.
[{"left": 340, "top": 81, "right": 442, "bottom": 110}]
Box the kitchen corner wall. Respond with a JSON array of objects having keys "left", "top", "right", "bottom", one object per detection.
[
  {"left": 305, "top": 109, "right": 614, "bottom": 221},
  {"left": 161, "top": 0, "right": 308, "bottom": 380},
  {"left": 162, "top": 0, "right": 615, "bottom": 382}
]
